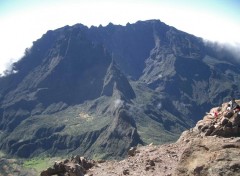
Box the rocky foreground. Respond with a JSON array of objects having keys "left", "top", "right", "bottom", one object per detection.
[{"left": 41, "top": 101, "right": 240, "bottom": 176}]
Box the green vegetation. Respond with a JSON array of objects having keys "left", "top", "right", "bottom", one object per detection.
[
  {"left": 23, "top": 157, "right": 60, "bottom": 174},
  {"left": 0, "top": 150, "right": 5, "bottom": 157},
  {"left": 23, "top": 158, "right": 48, "bottom": 173},
  {"left": 92, "top": 153, "right": 109, "bottom": 160}
]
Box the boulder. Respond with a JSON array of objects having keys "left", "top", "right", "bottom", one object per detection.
[
  {"left": 40, "top": 156, "right": 95, "bottom": 176},
  {"left": 128, "top": 147, "right": 137, "bottom": 157},
  {"left": 221, "top": 118, "right": 229, "bottom": 126}
]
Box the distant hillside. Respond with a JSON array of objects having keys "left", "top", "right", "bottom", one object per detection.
[{"left": 0, "top": 19, "right": 240, "bottom": 160}]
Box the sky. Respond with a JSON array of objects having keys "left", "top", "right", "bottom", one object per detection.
[{"left": 0, "top": 0, "right": 240, "bottom": 75}]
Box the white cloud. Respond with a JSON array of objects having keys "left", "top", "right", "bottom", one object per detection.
[
  {"left": 158, "top": 74, "right": 163, "bottom": 79},
  {"left": 204, "top": 40, "right": 240, "bottom": 62},
  {"left": 114, "top": 99, "right": 124, "bottom": 109},
  {"left": 157, "top": 103, "right": 162, "bottom": 109}
]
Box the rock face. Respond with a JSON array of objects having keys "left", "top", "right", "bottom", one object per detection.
[
  {"left": 0, "top": 28, "right": 138, "bottom": 159},
  {"left": 175, "top": 135, "right": 240, "bottom": 176},
  {"left": 0, "top": 20, "right": 240, "bottom": 159}
]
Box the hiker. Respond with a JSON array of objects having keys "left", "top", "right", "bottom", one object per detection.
[
  {"left": 226, "top": 104, "right": 231, "bottom": 111},
  {"left": 206, "top": 107, "right": 222, "bottom": 119},
  {"left": 214, "top": 107, "right": 222, "bottom": 119},
  {"left": 224, "top": 104, "right": 234, "bottom": 118},
  {"left": 228, "top": 98, "right": 240, "bottom": 113}
]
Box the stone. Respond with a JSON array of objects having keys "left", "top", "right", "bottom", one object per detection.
[
  {"left": 221, "top": 118, "right": 228, "bottom": 126},
  {"left": 123, "top": 169, "right": 130, "bottom": 175},
  {"left": 229, "top": 162, "right": 240, "bottom": 172},
  {"left": 232, "top": 115, "right": 240, "bottom": 126},
  {"left": 205, "top": 125, "right": 215, "bottom": 136},
  {"left": 201, "top": 125, "right": 209, "bottom": 132},
  {"left": 145, "top": 165, "right": 150, "bottom": 171},
  {"left": 147, "top": 159, "right": 155, "bottom": 166},
  {"left": 128, "top": 147, "right": 137, "bottom": 157}
]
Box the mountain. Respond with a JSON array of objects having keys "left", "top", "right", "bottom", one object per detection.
[
  {"left": 0, "top": 19, "right": 240, "bottom": 160},
  {"left": 40, "top": 101, "right": 240, "bottom": 176}
]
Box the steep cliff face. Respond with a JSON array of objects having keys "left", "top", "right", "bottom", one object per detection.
[
  {"left": 88, "top": 20, "right": 240, "bottom": 121},
  {"left": 1, "top": 27, "right": 112, "bottom": 107},
  {"left": 0, "top": 25, "right": 138, "bottom": 158},
  {"left": 0, "top": 20, "right": 240, "bottom": 159}
]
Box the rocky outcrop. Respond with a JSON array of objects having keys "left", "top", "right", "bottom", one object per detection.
[
  {"left": 175, "top": 135, "right": 240, "bottom": 176},
  {"left": 40, "top": 156, "right": 95, "bottom": 176},
  {"left": 101, "top": 60, "right": 136, "bottom": 100},
  {"left": 192, "top": 100, "right": 240, "bottom": 137}
]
